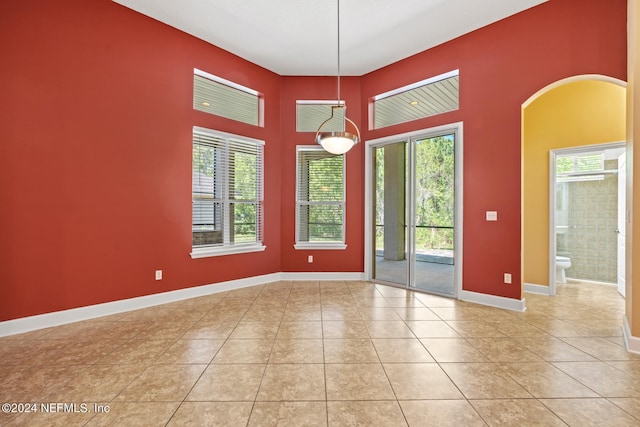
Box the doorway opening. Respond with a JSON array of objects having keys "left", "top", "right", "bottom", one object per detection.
[
  {"left": 364, "top": 123, "right": 463, "bottom": 297},
  {"left": 549, "top": 142, "right": 626, "bottom": 296}
]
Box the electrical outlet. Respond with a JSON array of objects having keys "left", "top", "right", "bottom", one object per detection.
[
  {"left": 308, "top": 255, "right": 313, "bottom": 263},
  {"left": 155, "top": 270, "right": 162, "bottom": 280},
  {"left": 504, "top": 273, "right": 512, "bottom": 284}
]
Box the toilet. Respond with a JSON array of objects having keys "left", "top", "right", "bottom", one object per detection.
[{"left": 556, "top": 256, "right": 572, "bottom": 284}]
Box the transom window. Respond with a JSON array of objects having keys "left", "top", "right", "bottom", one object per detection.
[
  {"left": 193, "top": 68, "right": 262, "bottom": 126},
  {"left": 373, "top": 70, "right": 459, "bottom": 129},
  {"left": 296, "top": 100, "right": 345, "bottom": 132},
  {"left": 556, "top": 152, "right": 605, "bottom": 182}
]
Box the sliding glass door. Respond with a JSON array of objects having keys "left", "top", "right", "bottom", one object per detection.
[{"left": 372, "top": 133, "right": 456, "bottom": 296}]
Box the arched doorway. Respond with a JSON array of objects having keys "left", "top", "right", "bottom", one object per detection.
[{"left": 522, "top": 75, "right": 626, "bottom": 295}]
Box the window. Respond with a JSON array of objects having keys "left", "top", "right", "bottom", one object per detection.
[
  {"left": 193, "top": 68, "right": 262, "bottom": 126},
  {"left": 373, "top": 70, "right": 459, "bottom": 129},
  {"left": 191, "top": 127, "right": 265, "bottom": 258},
  {"left": 296, "top": 100, "right": 345, "bottom": 132},
  {"left": 295, "top": 146, "right": 346, "bottom": 249},
  {"left": 556, "top": 152, "right": 605, "bottom": 182}
]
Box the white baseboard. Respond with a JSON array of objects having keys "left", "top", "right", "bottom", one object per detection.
[
  {"left": 524, "top": 283, "right": 551, "bottom": 295},
  {"left": 623, "top": 315, "right": 640, "bottom": 354},
  {"left": 3, "top": 272, "right": 538, "bottom": 337},
  {"left": 0, "top": 271, "right": 365, "bottom": 338},
  {"left": 459, "top": 290, "right": 526, "bottom": 312},
  {"left": 281, "top": 272, "right": 366, "bottom": 281}
]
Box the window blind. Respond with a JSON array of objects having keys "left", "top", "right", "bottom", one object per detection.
[
  {"left": 296, "top": 101, "right": 345, "bottom": 132},
  {"left": 373, "top": 70, "right": 459, "bottom": 129},
  {"left": 193, "top": 69, "right": 260, "bottom": 126},
  {"left": 296, "top": 147, "right": 345, "bottom": 243},
  {"left": 193, "top": 128, "right": 264, "bottom": 248}
]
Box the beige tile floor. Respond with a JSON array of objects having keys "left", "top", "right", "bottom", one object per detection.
[{"left": 1, "top": 280, "right": 639, "bottom": 426}]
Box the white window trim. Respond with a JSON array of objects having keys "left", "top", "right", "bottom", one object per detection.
[
  {"left": 296, "top": 100, "right": 345, "bottom": 106},
  {"left": 191, "top": 243, "right": 266, "bottom": 259},
  {"left": 294, "top": 242, "right": 346, "bottom": 250},
  {"left": 294, "top": 145, "right": 347, "bottom": 250},
  {"left": 194, "top": 68, "right": 259, "bottom": 95},
  {"left": 191, "top": 126, "right": 265, "bottom": 259}
]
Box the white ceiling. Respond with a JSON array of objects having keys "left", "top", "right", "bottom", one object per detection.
[{"left": 113, "top": 0, "right": 547, "bottom": 76}]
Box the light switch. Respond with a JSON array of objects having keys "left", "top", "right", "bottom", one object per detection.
[{"left": 486, "top": 211, "right": 498, "bottom": 221}]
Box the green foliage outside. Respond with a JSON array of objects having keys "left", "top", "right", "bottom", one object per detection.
[
  {"left": 415, "top": 135, "right": 455, "bottom": 251},
  {"left": 375, "top": 135, "right": 455, "bottom": 253},
  {"left": 231, "top": 151, "right": 258, "bottom": 242},
  {"left": 303, "top": 154, "right": 344, "bottom": 241},
  {"left": 556, "top": 153, "right": 604, "bottom": 175},
  {"left": 193, "top": 144, "right": 259, "bottom": 243},
  {"left": 556, "top": 156, "right": 575, "bottom": 175}
]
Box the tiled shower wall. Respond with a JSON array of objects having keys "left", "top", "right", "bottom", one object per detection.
[{"left": 556, "top": 160, "right": 619, "bottom": 283}]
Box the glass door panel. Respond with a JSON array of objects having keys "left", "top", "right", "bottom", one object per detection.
[
  {"left": 410, "top": 135, "right": 455, "bottom": 295},
  {"left": 373, "top": 142, "right": 408, "bottom": 286}
]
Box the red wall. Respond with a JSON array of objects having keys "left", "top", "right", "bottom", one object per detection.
[
  {"left": 0, "top": 0, "right": 282, "bottom": 321},
  {"left": 361, "top": 0, "right": 627, "bottom": 299},
  {"left": 279, "top": 77, "right": 365, "bottom": 272},
  {"left": 0, "top": 0, "right": 628, "bottom": 322}
]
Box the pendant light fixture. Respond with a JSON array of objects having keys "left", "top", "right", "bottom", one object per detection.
[{"left": 315, "top": 0, "right": 360, "bottom": 155}]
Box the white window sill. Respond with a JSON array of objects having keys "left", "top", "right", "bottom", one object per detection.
[
  {"left": 294, "top": 243, "right": 347, "bottom": 250},
  {"left": 190, "top": 244, "right": 266, "bottom": 259}
]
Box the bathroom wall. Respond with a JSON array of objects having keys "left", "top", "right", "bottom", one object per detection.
[
  {"left": 523, "top": 80, "right": 626, "bottom": 287},
  {"left": 557, "top": 160, "right": 619, "bottom": 282}
]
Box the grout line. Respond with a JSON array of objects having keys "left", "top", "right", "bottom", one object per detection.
[{"left": 2, "top": 279, "right": 633, "bottom": 425}]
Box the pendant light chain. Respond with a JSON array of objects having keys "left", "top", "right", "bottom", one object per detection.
[
  {"left": 337, "top": 0, "right": 341, "bottom": 103},
  {"left": 314, "top": 0, "right": 360, "bottom": 155}
]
